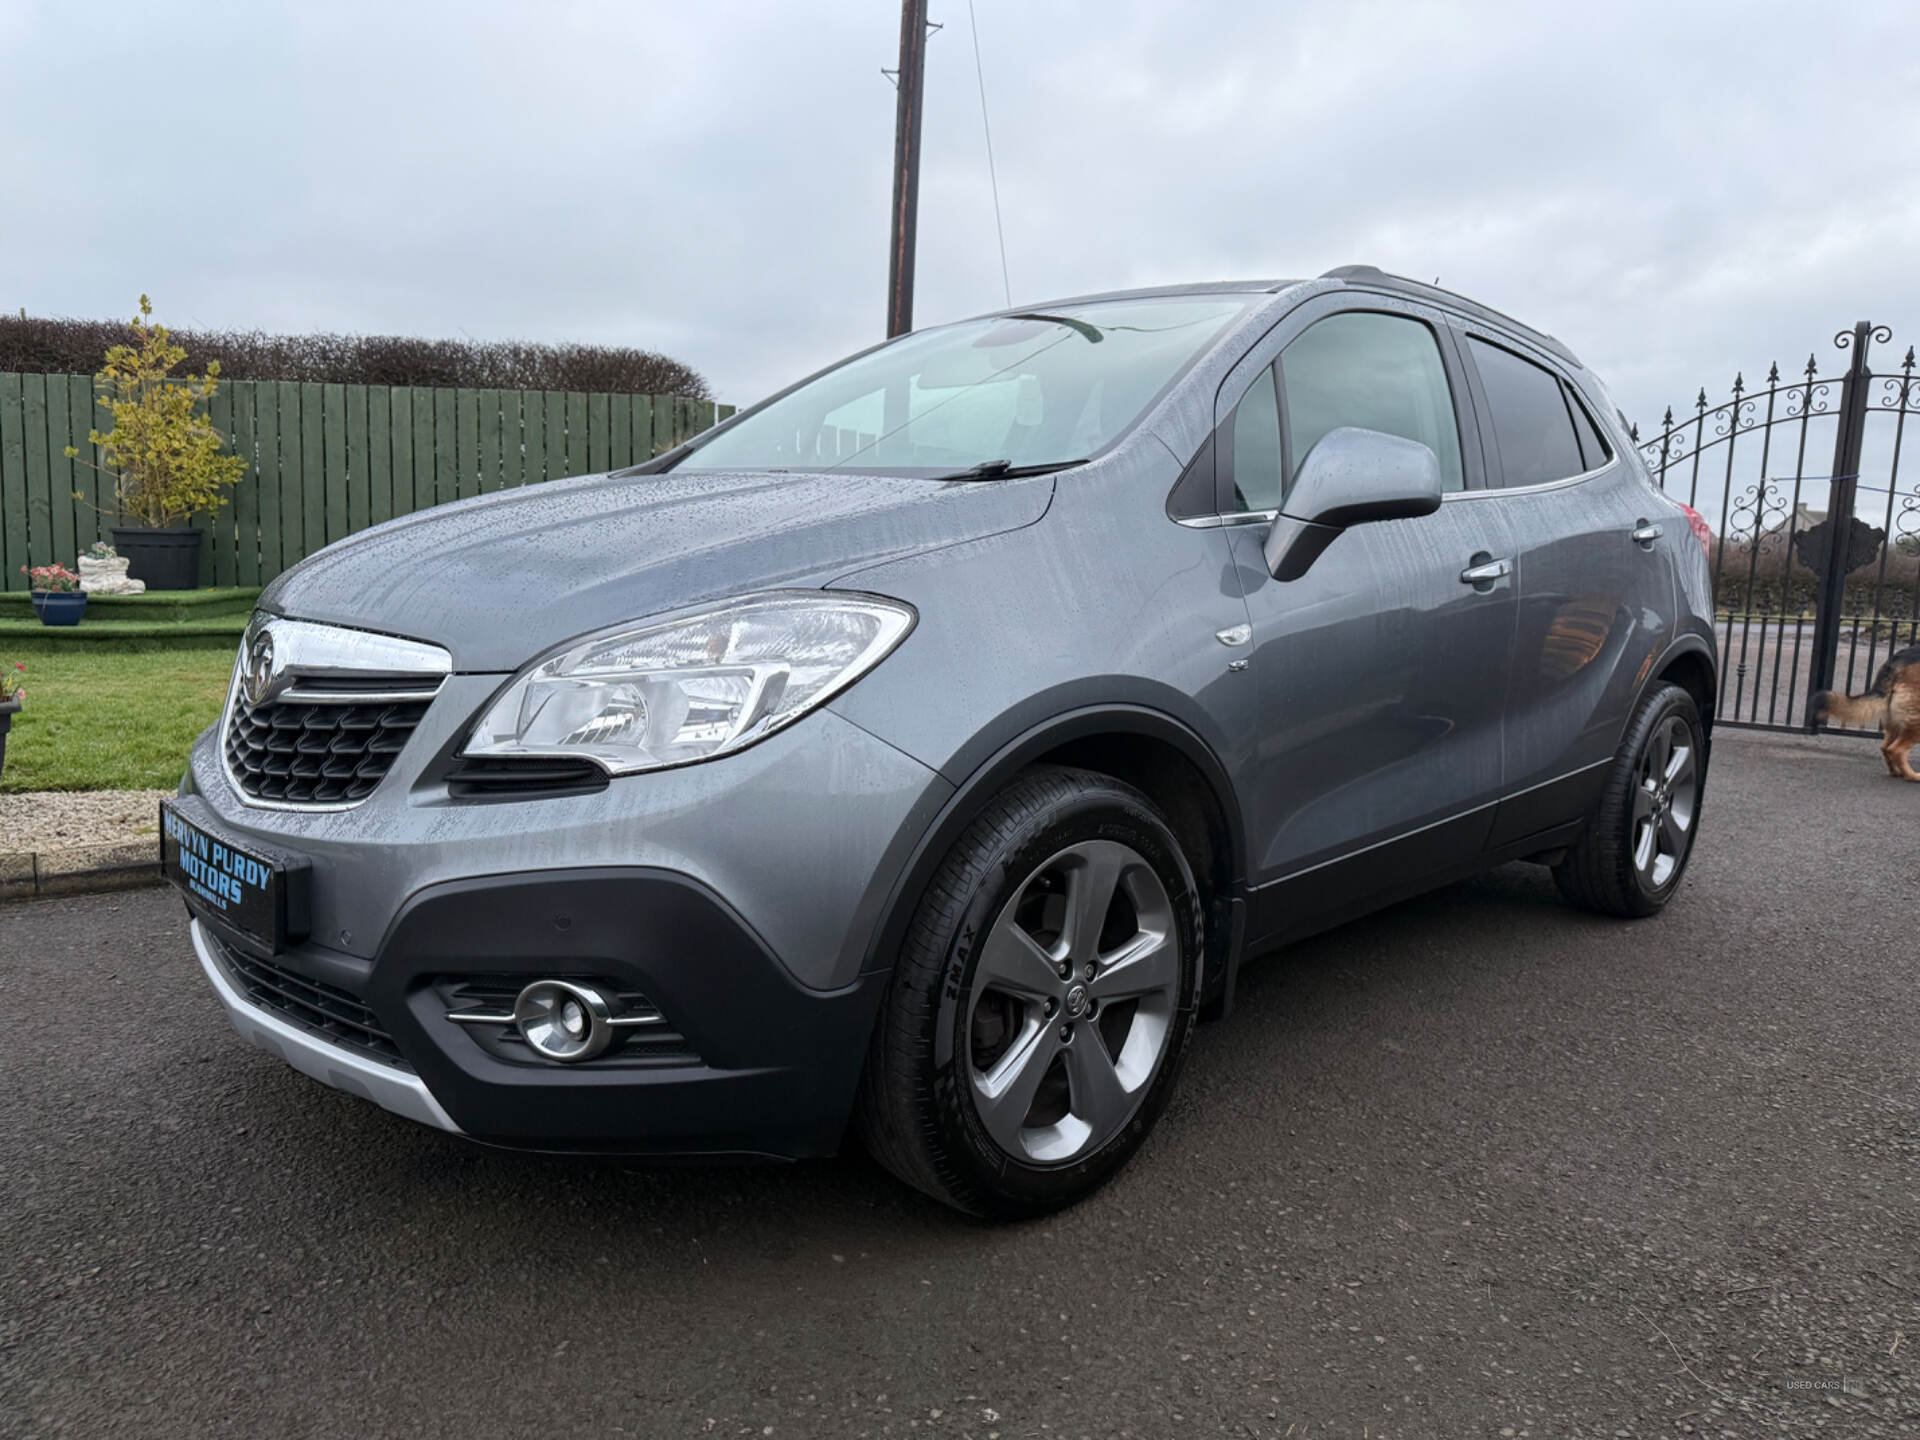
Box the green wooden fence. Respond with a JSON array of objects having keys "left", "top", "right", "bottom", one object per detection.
[{"left": 0, "top": 374, "right": 733, "bottom": 590}]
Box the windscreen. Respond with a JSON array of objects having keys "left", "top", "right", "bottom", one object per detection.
[{"left": 674, "top": 296, "right": 1248, "bottom": 474}]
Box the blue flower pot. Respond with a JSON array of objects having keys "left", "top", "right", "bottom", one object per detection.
[{"left": 31, "top": 590, "right": 88, "bottom": 626}]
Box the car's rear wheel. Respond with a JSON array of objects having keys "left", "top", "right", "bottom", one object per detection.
[
  {"left": 857, "top": 765, "right": 1201, "bottom": 1219},
  {"left": 1553, "top": 682, "right": 1705, "bottom": 917}
]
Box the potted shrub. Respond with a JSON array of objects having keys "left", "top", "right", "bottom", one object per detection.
[
  {"left": 66, "top": 296, "right": 244, "bottom": 591},
  {"left": 22, "top": 564, "right": 87, "bottom": 625},
  {"left": 0, "top": 661, "right": 21, "bottom": 779}
]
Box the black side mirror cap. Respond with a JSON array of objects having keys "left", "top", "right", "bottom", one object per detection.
[
  {"left": 1263, "top": 427, "right": 1444, "bottom": 579},
  {"left": 1264, "top": 515, "right": 1343, "bottom": 581}
]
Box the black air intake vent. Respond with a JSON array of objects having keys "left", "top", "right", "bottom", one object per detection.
[
  {"left": 207, "top": 932, "right": 408, "bottom": 1071},
  {"left": 444, "top": 757, "right": 610, "bottom": 800}
]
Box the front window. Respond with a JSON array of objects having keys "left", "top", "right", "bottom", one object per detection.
[
  {"left": 1279, "top": 312, "right": 1465, "bottom": 497},
  {"left": 674, "top": 296, "right": 1249, "bottom": 475}
]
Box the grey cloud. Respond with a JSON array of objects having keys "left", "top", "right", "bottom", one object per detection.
[{"left": 4, "top": 0, "right": 1916, "bottom": 445}]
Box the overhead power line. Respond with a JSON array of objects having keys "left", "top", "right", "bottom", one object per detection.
[{"left": 967, "top": 0, "right": 1012, "bottom": 308}]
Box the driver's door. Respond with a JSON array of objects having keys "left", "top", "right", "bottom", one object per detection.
[{"left": 1223, "top": 301, "right": 1518, "bottom": 941}]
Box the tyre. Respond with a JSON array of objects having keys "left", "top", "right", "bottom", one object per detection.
[
  {"left": 857, "top": 765, "right": 1203, "bottom": 1219},
  {"left": 1553, "top": 682, "right": 1705, "bottom": 917}
]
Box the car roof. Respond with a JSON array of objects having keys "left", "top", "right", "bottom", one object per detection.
[
  {"left": 1316, "top": 265, "right": 1581, "bottom": 367},
  {"left": 978, "top": 279, "right": 1298, "bottom": 309},
  {"left": 997, "top": 265, "right": 1582, "bottom": 369}
]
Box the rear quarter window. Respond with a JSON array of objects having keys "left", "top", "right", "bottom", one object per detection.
[{"left": 1562, "top": 382, "right": 1613, "bottom": 471}]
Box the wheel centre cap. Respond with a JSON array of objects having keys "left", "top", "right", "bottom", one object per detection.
[{"left": 1063, "top": 984, "right": 1090, "bottom": 1020}]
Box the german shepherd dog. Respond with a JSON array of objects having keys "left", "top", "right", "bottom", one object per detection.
[{"left": 1816, "top": 644, "right": 1920, "bottom": 781}]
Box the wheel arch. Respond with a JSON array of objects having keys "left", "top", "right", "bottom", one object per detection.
[
  {"left": 857, "top": 701, "right": 1249, "bottom": 1002},
  {"left": 1649, "top": 635, "right": 1718, "bottom": 740}
]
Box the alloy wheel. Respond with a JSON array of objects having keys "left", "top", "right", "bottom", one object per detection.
[
  {"left": 964, "top": 839, "right": 1180, "bottom": 1165},
  {"left": 1632, "top": 714, "right": 1698, "bottom": 889}
]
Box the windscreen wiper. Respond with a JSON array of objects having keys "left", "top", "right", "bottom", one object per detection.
[
  {"left": 1004, "top": 312, "right": 1104, "bottom": 343},
  {"left": 931, "top": 458, "right": 1090, "bottom": 482}
]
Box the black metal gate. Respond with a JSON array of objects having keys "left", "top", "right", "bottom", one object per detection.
[{"left": 1637, "top": 322, "right": 1920, "bottom": 734}]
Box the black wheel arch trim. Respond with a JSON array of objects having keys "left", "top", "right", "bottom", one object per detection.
[
  {"left": 854, "top": 691, "right": 1250, "bottom": 979},
  {"left": 1592, "top": 634, "right": 1714, "bottom": 801},
  {"left": 1644, "top": 633, "right": 1718, "bottom": 733}
]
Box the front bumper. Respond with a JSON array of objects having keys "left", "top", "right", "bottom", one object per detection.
[
  {"left": 187, "top": 864, "right": 896, "bottom": 1157},
  {"left": 179, "top": 689, "right": 954, "bottom": 1158}
]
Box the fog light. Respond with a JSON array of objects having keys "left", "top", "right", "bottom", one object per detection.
[{"left": 513, "top": 980, "right": 614, "bottom": 1062}]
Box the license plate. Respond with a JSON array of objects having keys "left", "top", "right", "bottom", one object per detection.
[{"left": 160, "top": 799, "right": 309, "bottom": 951}]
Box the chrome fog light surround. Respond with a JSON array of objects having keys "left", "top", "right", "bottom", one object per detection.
[{"left": 512, "top": 980, "right": 615, "bottom": 1062}]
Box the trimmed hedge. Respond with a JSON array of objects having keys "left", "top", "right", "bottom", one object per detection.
[{"left": 0, "top": 313, "right": 709, "bottom": 400}]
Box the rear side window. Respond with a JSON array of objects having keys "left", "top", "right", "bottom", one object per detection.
[
  {"left": 1279, "top": 312, "right": 1465, "bottom": 496},
  {"left": 1467, "top": 337, "right": 1588, "bottom": 487}
]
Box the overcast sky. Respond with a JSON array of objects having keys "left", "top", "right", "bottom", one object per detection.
[{"left": 5, "top": 0, "right": 1918, "bottom": 442}]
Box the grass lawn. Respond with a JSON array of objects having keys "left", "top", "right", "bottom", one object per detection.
[{"left": 1, "top": 642, "right": 235, "bottom": 793}]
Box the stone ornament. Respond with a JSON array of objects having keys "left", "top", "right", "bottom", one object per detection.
[{"left": 77, "top": 555, "right": 146, "bottom": 596}]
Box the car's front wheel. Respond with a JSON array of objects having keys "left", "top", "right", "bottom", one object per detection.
[
  {"left": 1553, "top": 682, "right": 1706, "bottom": 917},
  {"left": 857, "top": 766, "right": 1202, "bottom": 1219}
]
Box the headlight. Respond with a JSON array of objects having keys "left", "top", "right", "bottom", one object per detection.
[{"left": 461, "top": 590, "right": 915, "bottom": 776}]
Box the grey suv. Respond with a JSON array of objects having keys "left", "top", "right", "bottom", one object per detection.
[{"left": 164, "top": 266, "right": 1716, "bottom": 1217}]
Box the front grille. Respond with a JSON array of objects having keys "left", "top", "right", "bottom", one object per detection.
[
  {"left": 213, "top": 938, "right": 409, "bottom": 1070},
  {"left": 224, "top": 694, "right": 432, "bottom": 807}
]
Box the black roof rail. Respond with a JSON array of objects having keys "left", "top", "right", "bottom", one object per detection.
[{"left": 1317, "top": 265, "right": 1580, "bottom": 367}]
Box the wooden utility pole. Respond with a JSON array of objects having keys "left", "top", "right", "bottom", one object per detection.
[{"left": 885, "top": 0, "right": 930, "bottom": 338}]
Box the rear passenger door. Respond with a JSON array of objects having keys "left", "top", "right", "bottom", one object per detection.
[{"left": 1452, "top": 332, "right": 1674, "bottom": 847}]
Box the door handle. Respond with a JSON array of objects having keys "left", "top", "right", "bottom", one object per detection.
[
  {"left": 1459, "top": 556, "right": 1512, "bottom": 587},
  {"left": 1631, "top": 521, "right": 1663, "bottom": 546}
]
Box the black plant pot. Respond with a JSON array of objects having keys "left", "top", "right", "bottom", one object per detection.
[
  {"left": 0, "top": 698, "right": 18, "bottom": 779},
  {"left": 112, "top": 526, "right": 203, "bottom": 591}
]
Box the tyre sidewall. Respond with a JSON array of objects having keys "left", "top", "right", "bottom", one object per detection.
[{"left": 926, "top": 781, "right": 1201, "bottom": 1215}]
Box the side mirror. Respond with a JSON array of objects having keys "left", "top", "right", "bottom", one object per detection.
[{"left": 1262, "top": 427, "right": 1444, "bottom": 580}]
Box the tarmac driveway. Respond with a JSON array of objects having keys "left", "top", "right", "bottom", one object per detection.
[{"left": 2, "top": 728, "right": 1916, "bottom": 1438}]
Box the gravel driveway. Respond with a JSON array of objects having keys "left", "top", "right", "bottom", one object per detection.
[
  {"left": 2, "top": 728, "right": 1916, "bottom": 1438},
  {"left": 0, "top": 788, "right": 171, "bottom": 855}
]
